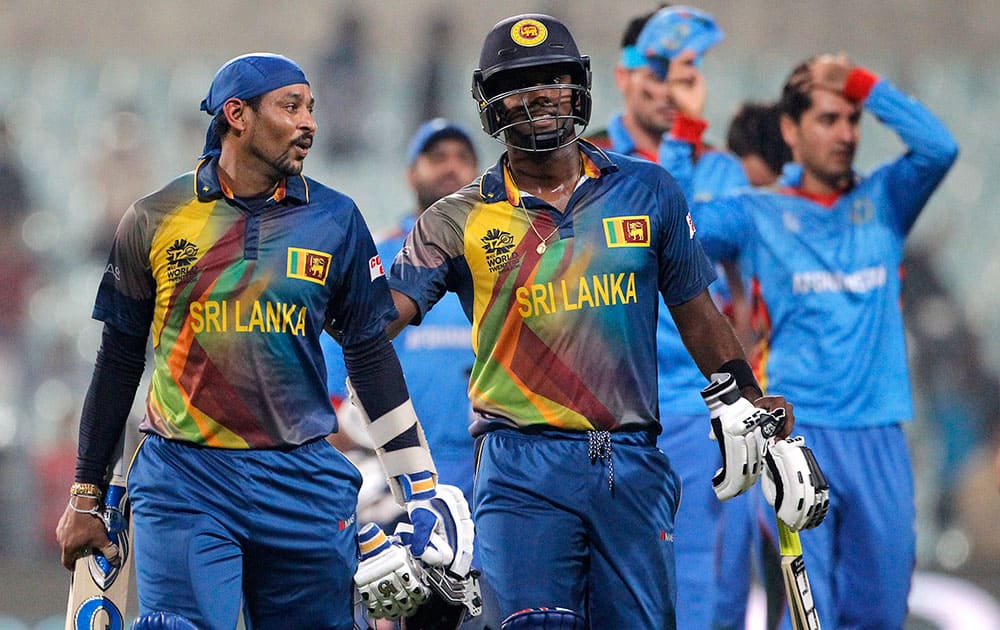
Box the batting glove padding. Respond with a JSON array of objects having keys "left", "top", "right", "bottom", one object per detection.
[
  {"left": 762, "top": 436, "right": 830, "bottom": 531},
  {"left": 354, "top": 523, "right": 431, "bottom": 620},
  {"left": 399, "top": 475, "right": 475, "bottom": 572},
  {"left": 701, "top": 372, "right": 773, "bottom": 500}
]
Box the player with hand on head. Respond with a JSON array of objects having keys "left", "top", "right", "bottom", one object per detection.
[
  {"left": 54, "top": 52, "right": 467, "bottom": 630},
  {"left": 692, "top": 53, "right": 958, "bottom": 628},
  {"left": 387, "top": 13, "right": 795, "bottom": 628}
]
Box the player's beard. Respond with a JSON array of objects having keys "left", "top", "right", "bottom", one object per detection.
[{"left": 250, "top": 136, "right": 311, "bottom": 178}]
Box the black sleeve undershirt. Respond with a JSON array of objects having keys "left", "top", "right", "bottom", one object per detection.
[
  {"left": 75, "top": 323, "right": 147, "bottom": 484},
  {"left": 342, "top": 331, "right": 420, "bottom": 451}
]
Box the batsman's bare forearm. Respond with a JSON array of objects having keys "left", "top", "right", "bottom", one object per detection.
[
  {"left": 671, "top": 290, "right": 795, "bottom": 435},
  {"left": 387, "top": 289, "right": 418, "bottom": 339},
  {"left": 670, "top": 290, "right": 747, "bottom": 377}
]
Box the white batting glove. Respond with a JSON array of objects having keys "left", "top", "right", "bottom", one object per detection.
[
  {"left": 701, "top": 372, "right": 781, "bottom": 501},
  {"left": 353, "top": 522, "right": 430, "bottom": 620},
  {"left": 400, "top": 471, "right": 464, "bottom": 568},
  {"left": 396, "top": 484, "right": 475, "bottom": 578},
  {"left": 762, "top": 436, "right": 830, "bottom": 531}
]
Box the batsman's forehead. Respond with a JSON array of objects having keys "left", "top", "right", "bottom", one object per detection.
[{"left": 200, "top": 53, "right": 309, "bottom": 115}]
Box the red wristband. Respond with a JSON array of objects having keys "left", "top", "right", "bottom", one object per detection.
[
  {"left": 843, "top": 67, "right": 879, "bottom": 102},
  {"left": 670, "top": 113, "right": 708, "bottom": 145}
]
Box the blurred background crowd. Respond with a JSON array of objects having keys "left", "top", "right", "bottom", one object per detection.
[{"left": 0, "top": 1, "right": 997, "bottom": 627}]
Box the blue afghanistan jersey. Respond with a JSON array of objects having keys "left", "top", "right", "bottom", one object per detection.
[
  {"left": 591, "top": 114, "right": 749, "bottom": 417},
  {"left": 93, "top": 156, "right": 396, "bottom": 447},
  {"left": 692, "top": 79, "right": 958, "bottom": 428},
  {"left": 323, "top": 215, "right": 475, "bottom": 463},
  {"left": 390, "top": 141, "right": 715, "bottom": 434}
]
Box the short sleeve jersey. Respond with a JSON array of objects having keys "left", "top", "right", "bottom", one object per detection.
[
  {"left": 93, "top": 157, "right": 396, "bottom": 447},
  {"left": 389, "top": 141, "right": 715, "bottom": 433},
  {"left": 590, "top": 115, "right": 750, "bottom": 417}
]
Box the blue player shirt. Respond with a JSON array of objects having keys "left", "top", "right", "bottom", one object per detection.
[
  {"left": 323, "top": 215, "right": 476, "bottom": 500},
  {"left": 591, "top": 114, "right": 749, "bottom": 417},
  {"left": 692, "top": 78, "right": 958, "bottom": 428}
]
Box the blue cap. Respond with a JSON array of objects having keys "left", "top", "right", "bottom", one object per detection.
[
  {"left": 199, "top": 53, "right": 309, "bottom": 158},
  {"left": 636, "top": 6, "right": 724, "bottom": 78},
  {"left": 405, "top": 118, "right": 476, "bottom": 166}
]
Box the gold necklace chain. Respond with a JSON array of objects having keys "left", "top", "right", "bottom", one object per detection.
[{"left": 516, "top": 195, "right": 560, "bottom": 255}]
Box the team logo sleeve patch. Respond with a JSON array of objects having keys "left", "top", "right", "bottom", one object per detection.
[
  {"left": 286, "top": 247, "right": 332, "bottom": 285},
  {"left": 603, "top": 216, "right": 651, "bottom": 247}
]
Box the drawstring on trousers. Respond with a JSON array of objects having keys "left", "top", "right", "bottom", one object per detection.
[{"left": 588, "top": 430, "right": 614, "bottom": 492}]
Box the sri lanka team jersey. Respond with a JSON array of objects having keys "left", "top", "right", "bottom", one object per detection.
[
  {"left": 590, "top": 114, "right": 749, "bottom": 417},
  {"left": 389, "top": 141, "right": 715, "bottom": 433},
  {"left": 693, "top": 78, "right": 958, "bottom": 428},
  {"left": 93, "top": 157, "right": 396, "bottom": 448}
]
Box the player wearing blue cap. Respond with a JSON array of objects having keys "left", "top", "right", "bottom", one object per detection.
[
  {"left": 588, "top": 7, "right": 756, "bottom": 629},
  {"left": 693, "top": 54, "right": 958, "bottom": 628},
  {"left": 55, "top": 53, "right": 469, "bottom": 630},
  {"left": 323, "top": 118, "right": 479, "bottom": 515}
]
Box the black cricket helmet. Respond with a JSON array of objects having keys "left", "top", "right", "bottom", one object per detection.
[{"left": 472, "top": 14, "right": 592, "bottom": 152}]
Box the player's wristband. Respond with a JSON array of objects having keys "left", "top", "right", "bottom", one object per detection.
[
  {"left": 400, "top": 470, "right": 437, "bottom": 502},
  {"left": 716, "top": 359, "right": 762, "bottom": 400},
  {"left": 670, "top": 113, "right": 708, "bottom": 145},
  {"left": 843, "top": 67, "right": 879, "bottom": 102},
  {"left": 70, "top": 482, "right": 103, "bottom": 500}
]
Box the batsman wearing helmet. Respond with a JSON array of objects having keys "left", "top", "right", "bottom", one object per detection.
[{"left": 382, "top": 14, "right": 805, "bottom": 629}]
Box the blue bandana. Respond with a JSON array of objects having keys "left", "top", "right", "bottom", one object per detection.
[
  {"left": 199, "top": 53, "right": 309, "bottom": 157},
  {"left": 636, "top": 6, "right": 724, "bottom": 79}
]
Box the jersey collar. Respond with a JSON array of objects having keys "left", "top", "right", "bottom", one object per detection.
[
  {"left": 194, "top": 155, "right": 310, "bottom": 205},
  {"left": 478, "top": 140, "right": 619, "bottom": 203}
]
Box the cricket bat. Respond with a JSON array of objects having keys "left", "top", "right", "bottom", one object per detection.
[
  {"left": 65, "top": 441, "right": 133, "bottom": 630},
  {"left": 777, "top": 519, "right": 821, "bottom": 630}
]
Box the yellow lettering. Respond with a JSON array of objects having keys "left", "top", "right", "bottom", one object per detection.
[
  {"left": 593, "top": 275, "right": 609, "bottom": 306},
  {"left": 293, "top": 307, "right": 307, "bottom": 336},
  {"left": 267, "top": 301, "right": 281, "bottom": 332},
  {"left": 206, "top": 301, "right": 223, "bottom": 332},
  {"left": 561, "top": 279, "right": 579, "bottom": 311},
  {"left": 234, "top": 301, "right": 248, "bottom": 332},
  {"left": 190, "top": 302, "right": 204, "bottom": 333},
  {"left": 188, "top": 300, "right": 307, "bottom": 335},
  {"left": 516, "top": 287, "right": 532, "bottom": 317},
  {"left": 610, "top": 273, "right": 626, "bottom": 304},
  {"left": 248, "top": 301, "right": 265, "bottom": 332},
  {"left": 625, "top": 273, "right": 636, "bottom": 303},
  {"left": 531, "top": 284, "right": 550, "bottom": 315},
  {"left": 577, "top": 277, "right": 594, "bottom": 308},
  {"left": 547, "top": 282, "right": 556, "bottom": 313},
  {"left": 281, "top": 303, "right": 297, "bottom": 331}
]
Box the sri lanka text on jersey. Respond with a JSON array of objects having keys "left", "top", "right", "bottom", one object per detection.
[
  {"left": 515, "top": 272, "right": 637, "bottom": 318},
  {"left": 188, "top": 300, "right": 307, "bottom": 335}
]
